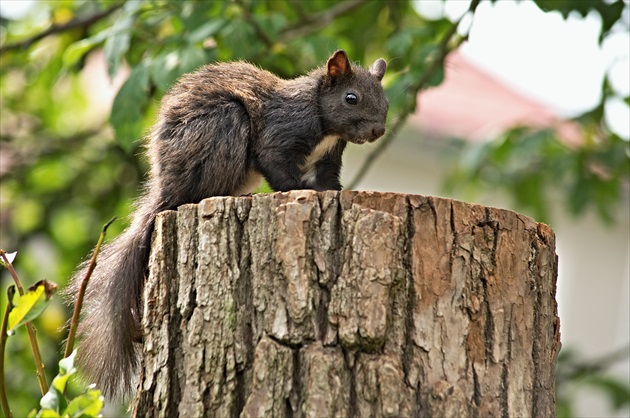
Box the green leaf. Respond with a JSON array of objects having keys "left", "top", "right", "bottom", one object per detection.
[
  {"left": 7, "top": 280, "right": 58, "bottom": 331},
  {"left": 533, "top": 0, "right": 625, "bottom": 41},
  {"left": 255, "top": 179, "right": 273, "bottom": 194},
  {"left": 62, "top": 28, "right": 111, "bottom": 68},
  {"left": 385, "top": 72, "right": 419, "bottom": 116},
  {"left": 178, "top": 47, "right": 207, "bottom": 74},
  {"left": 37, "top": 351, "right": 79, "bottom": 416},
  {"left": 150, "top": 52, "right": 181, "bottom": 93},
  {"left": 150, "top": 47, "right": 207, "bottom": 93},
  {"left": 104, "top": 0, "right": 144, "bottom": 78},
  {"left": 253, "top": 12, "right": 288, "bottom": 40},
  {"left": 63, "top": 39, "right": 97, "bottom": 69},
  {"left": 460, "top": 142, "right": 491, "bottom": 174},
  {"left": 110, "top": 63, "right": 151, "bottom": 152},
  {"left": 186, "top": 19, "right": 226, "bottom": 44},
  {"left": 386, "top": 30, "right": 414, "bottom": 59},
  {"left": 62, "top": 388, "right": 104, "bottom": 418},
  {"left": 555, "top": 398, "right": 573, "bottom": 418},
  {"left": 35, "top": 352, "right": 104, "bottom": 417},
  {"left": 39, "top": 392, "right": 62, "bottom": 416},
  {"left": 54, "top": 352, "right": 78, "bottom": 392},
  {"left": 426, "top": 64, "right": 444, "bottom": 88},
  {"left": 35, "top": 408, "right": 61, "bottom": 418}
]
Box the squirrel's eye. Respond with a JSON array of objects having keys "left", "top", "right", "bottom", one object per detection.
[{"left": 345, "top": 93, "right": 358, "bottom": 105}]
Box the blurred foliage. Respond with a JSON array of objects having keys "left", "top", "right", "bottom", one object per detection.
[
  {"left": 0, "top": 0, "right": 628, "bottom": 416},
  {"left": 557, "top": 346, "right": 630, "bottom": 417},
  {"left": 534, "top": 0, "right": 626, "bottom": 41},
  {"left": 445, "top": 125, "right": 629, "bottom": 224},
  {"left": 30, "top": 351, "right": 104, "bottom": 418},
  {"left": 446, "top": 0, "right": 630, "bottom": 225}
]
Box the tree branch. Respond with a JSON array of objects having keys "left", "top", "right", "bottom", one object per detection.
[
  {"left": 234, "top": 0, "right": 274, "bottom": 48},
  {"left": 279, "top": 0, "right": 367, "bottom": 42},
  {"left": 0, "top": 4, "right": 122, "bottom": 53},
  {"left": 64, "top": 217, "right": 116, "bottom": 358},
  {"left": 236, "top": 0, "right": 367, "bottom": 50},
  {"left": 346, "top": 0, "right": 481, "bottom": 189}
]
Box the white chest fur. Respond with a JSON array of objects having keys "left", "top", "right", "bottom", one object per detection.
[{"left": 300, "top": 135, "right": 339, "bottom": 184}]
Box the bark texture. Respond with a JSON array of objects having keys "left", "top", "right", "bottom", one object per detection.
[{"left": 132, "top": 190, "right": 560, "bottom": 417}]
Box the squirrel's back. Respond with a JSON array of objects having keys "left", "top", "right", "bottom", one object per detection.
[{"left": 160, "top": 62, "right": 283, "bottom": 123}]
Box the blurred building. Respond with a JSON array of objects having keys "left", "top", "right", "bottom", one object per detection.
[{"left": 409, "top": 52, "right": 583, "bottom": 145}]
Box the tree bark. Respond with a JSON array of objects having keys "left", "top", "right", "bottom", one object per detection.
[{"left": 132, "top": 190, "right": 560, "bottom": 417}]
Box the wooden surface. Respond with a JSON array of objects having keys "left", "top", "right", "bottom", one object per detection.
[{"left": 133, "top": 190, "right": 560, "bottom": 417}]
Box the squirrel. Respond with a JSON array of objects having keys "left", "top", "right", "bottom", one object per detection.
[{"left": 66, "top": 50, "right": 388, "bottom": 399}]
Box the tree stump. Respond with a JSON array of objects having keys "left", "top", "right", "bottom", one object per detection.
[{"left": 132, "top": 190, "right": 560, "bottom": 417}]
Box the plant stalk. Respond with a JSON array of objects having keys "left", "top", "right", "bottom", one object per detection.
[
  {"left": 0, "top": 289, "right": 13, "bottom": 418},
  {"left": 0, "top": 250, "right": 49, "bottom": 395},
  {"left": 64, "top": 217, "right": 116, "bottom": 358}
]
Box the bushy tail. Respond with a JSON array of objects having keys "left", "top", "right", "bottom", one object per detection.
[{"left": 65, "top": 197, "right": 159, "bottom": 399}]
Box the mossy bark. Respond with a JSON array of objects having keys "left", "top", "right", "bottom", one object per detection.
[{"left": 132, "top": 190, "right": 560, "bottom": 417}]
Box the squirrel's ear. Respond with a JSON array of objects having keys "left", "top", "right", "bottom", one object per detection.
[
  {"left": 370, "top": 59, "right": 387, "bottom": 81},
  {"left": 327, "top": 50, "right": 352, "bottom": 79}
]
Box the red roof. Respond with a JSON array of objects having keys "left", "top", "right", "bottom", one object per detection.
[{"left": 408, "top": 51, "right": 582, "bottom": 145}]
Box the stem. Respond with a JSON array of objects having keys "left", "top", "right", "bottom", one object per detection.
[
  {"left": 25, "top": 323, "right": 48, "bottom": 395},
  {"left": 64, "top": 217, "right": 116, "bottom": 358},
  {"left": 0, "top": 251, "right": 49, "bottom": 395},
  {"left": 0, "top": 288, "right": 13, "bottom": 418},
  {"left": 346, "top": 115, "right": 407, "bottom": 190}
]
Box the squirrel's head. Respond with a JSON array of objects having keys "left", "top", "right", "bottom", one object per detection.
[{"left": 319, "top": 50, "right": 389, "bottom": 144}]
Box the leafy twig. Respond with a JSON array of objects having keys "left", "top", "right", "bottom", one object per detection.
[
  {"left": 279, "top": 0, "right": 367, "bottom": 42},
  {"left": 0, "top": 250, "right": 49, "bottom": 395},
  {"left": 289, "top": 0, "right": 308, "bottom": 22},
  {"left": 347, "top": 0, "right": 481, "bottom": 189},
  {"left": 0, "top": 4, "right": 123, "bottom": 53},
  {"left": 346, "top": 115, "right": 406, "bottom": 190},
  {"left": 64, "top": 217, "right": 116, "bottom": 358},
  {"left": 235, "top": 0, "right": 366, "bottom": 50},
  {"left": 234, "top": 0, "right": 274, "bottom": 48},
  {"left": 0, "top": 126, "right": 107, "bottom": 181}
]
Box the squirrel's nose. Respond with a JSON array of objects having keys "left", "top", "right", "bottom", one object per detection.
[{"left": 372, "top": 126, "right": 385, "bottom": 139}]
